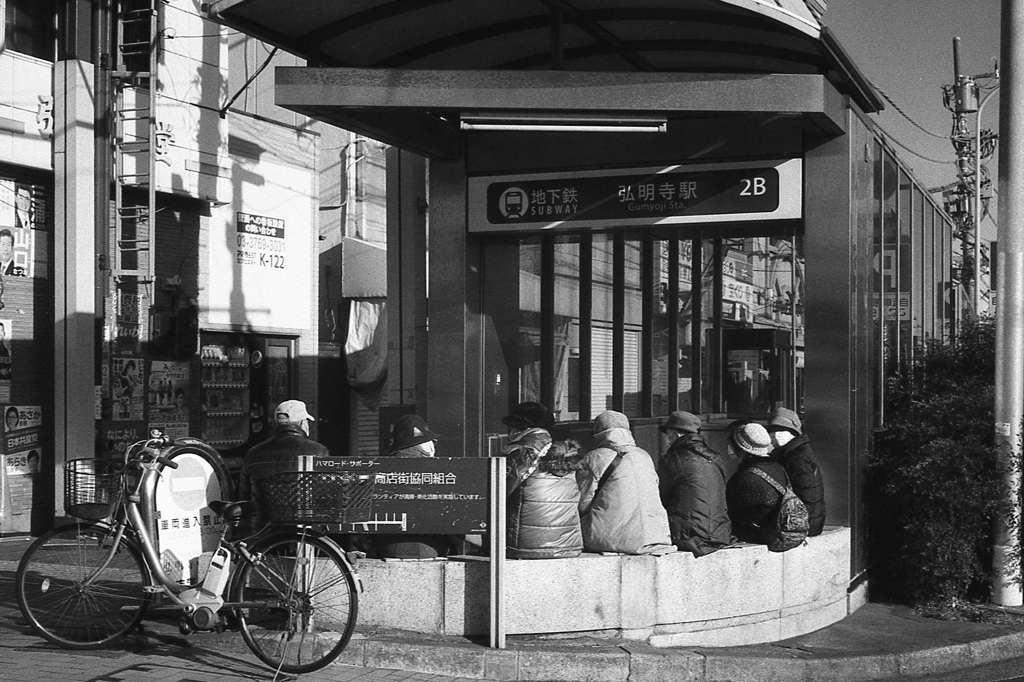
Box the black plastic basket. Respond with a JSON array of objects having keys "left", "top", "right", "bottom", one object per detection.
[
  {"left": 259, "top": 471, "right": 375, "bottom": 525},
  {"left": 64, "top": 458, "right": 123, "bottom": 520}
]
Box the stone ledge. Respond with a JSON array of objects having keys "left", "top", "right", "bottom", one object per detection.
[{"left": 356, "top": 526, "right": 853, "bottom": 647}]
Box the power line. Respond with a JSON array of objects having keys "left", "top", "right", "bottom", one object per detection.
[
  {"left": 877, "top": 129, "right": 954, "bottom": 165},
  {"left": 871, "top": 81, "right": 948, "bottom": 139}
]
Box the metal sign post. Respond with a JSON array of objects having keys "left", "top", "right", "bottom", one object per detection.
[{"left": 488, "top": 456, "right": 506, "bottom": 649}]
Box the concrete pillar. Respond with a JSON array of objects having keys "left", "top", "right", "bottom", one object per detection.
[{"left": 53, "top": 59, "right": 98, "bottom": 513}]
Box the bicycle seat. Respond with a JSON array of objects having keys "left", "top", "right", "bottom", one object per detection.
[{"left": 208, "top": 500, "right": 256, "bottom": 523}]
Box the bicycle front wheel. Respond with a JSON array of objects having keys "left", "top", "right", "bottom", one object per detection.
[
  {"left": 233, "top": 531, "right": 358, "bottom": 674},
  {"left": 15, "top": 523, "right": 151, "bottom": 648}
]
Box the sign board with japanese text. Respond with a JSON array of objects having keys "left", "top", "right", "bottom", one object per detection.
[
  {"left": 153, "top": 440, "right": 233, "bottom": 583},
  {"left": 299, "top": 456, "right": 490, "bottom": 535},
  {"left": 468, "top": 159, "right": 801, "bottom": 232}
]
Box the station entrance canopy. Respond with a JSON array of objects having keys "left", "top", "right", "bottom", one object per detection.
[{"left": 204, "top": 0, "right": 881, "bottom": 158}]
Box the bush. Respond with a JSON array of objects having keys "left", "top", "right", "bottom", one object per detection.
[{"left": 868, "top": 316, "right": 1013, "bottom": 606}]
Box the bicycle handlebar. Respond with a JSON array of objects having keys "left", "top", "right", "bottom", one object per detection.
[{"left": 124, "top": 433, "right": 179, "bottom": 469}]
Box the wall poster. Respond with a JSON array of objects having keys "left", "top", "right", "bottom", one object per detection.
[
  {"left": 149, "top": 359, "right": 191, "bottom": 437},
  {"left": 0, "top": 179, "right": 49, "bottom": 279}
]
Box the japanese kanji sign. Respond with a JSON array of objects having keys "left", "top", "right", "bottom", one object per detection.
[
  {"left": 468, "top": 159, "right": 801, "bottom": 232},
  {"left": 300, "top": 456, "right": 490, "bottom": 534}
]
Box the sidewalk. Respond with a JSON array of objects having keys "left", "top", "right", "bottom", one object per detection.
[{"left": 4, "top": 534, "right": 1024, "bottom": 682}]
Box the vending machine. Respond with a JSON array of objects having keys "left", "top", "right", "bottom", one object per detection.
[{"left": 198, "top": 332, "right": 293, "bottom": 472}]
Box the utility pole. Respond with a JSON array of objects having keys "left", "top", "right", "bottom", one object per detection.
[
  {"left": 993, "top": 0, "right": 1024, "bottom": 608},
  {"left": 944, "top": 38, "right": 999, "bottom": 317}
]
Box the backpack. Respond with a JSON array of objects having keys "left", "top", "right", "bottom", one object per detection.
[{"left": 749, "top": 467, "right": 809, "bottom": 552}]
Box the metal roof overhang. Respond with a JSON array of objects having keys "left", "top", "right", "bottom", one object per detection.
[
  {"left": 204, "top": 1, "right": 877, "bottom": 159},
  {"left": 276, "top": 67, "right": 848, "bottom": 159}
]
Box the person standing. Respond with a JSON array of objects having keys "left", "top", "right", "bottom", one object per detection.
[
  {"left": 768, "top": 407, "right": 826, "bottom": 536},
  {"left": 577, "top": 410, "right": 675, "bottom": 555},
  {"left": 237, "top": 400, "right": 330, "bottom": 527},
  {"left": 658, "top": 411, "right": 732, "bottom": 556},
  {"left": 725, "top": 422, "right": 790, "bottom": 545}
]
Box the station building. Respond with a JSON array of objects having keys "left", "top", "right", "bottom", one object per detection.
[
  {"left": 0, "top": 0, "right": 960, "bottom": 646},
  {"left": 204, "top": 0, "right": 961, "bottom": 642}
]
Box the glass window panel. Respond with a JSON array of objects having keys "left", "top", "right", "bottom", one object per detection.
[
  {"left": 927, "top": 207, "right": 937, "bottom": 341},
  {"left": 554, "top": 241, "right": 580, "bottom": 421},
  {"left": 700, "top": 238, "right": 716, "bottom": 412},
  {"left": 872, "top": 139, "right": 883, "bottom": 426},
  {"left": 898, "top": 170, "right": 913, "bottom": 363},
  {"left": 652, "top": 241, "right": 670, "bottom": 415},
  {"left": 677, "top": 239, "right": 696, "bottom": 411},
  {"left": 591, "top": 235, "right": 615, "bottom": 414},
  {"left": 912, "top": 188, "right": 925, "bottom": 349},
  {"left": 517, "top": 240, "right": 543, "bottom": 405},
  {"left": 622, "top": 240, "right": 643, "bottom": 417},
  {"left": 881, "top": 152, "right": 899, "bottom": 374}
]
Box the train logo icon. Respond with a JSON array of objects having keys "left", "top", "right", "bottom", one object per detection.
[{"left": 498, "top": 187, "right": 528, "bottom": 219}]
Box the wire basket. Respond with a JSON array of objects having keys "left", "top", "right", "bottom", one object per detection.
[
  {"left": 259, "top": 471, "right": 375, "bottom": 525},
  {"left": 64, "top": 458, "right": 123, "bottom": 521}
]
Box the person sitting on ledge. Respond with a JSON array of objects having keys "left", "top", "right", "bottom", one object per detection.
[
  {"left": 658, "top": 411, "right": 733, "bottom": 557},
  {"left": 374, "top": 414, "right": 454, "bottom": 559},
  {"left": 507, "top": 438, "right": 586, "bottom": 559},
  {"left": 577, "top": 410, "right": 675, "bottom": 556},
  {"left": 768, "top": 407, "right": 826, "bottom": 537},
  {"left": 725, "top": 422, "right": 791, "bottom": 545}
]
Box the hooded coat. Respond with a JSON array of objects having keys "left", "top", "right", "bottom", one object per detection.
[
  {"left": 658, "top": 432, "right": 732, "bottom": 556},
  {"left": 771, "top": 433, "right": 826, "bottom": 536},
  {"left": 577, "top": 423, "right": 674, "bottom": 555},
  {"left": 504, "top": 427, "right": 584, "bottom": 558},
  {"left": 506, "top": 454, "right": 583, "bottom": 559}
]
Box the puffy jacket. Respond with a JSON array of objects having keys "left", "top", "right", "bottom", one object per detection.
[
  {"left": 507, "top": 470, "right": 582, "bottom": 559},
  {"left": 658, "top": 432, "right": 732, "bottom": 556},
  {"left": 237, "top": 423, "right": 332, "bottom": 526},
  {"left": 726, "top": 456, "right": 790, "bottom": 544},
  {"left": 577, "top": 427, "right": 675, "bottom": 555},
  {"left": 504, "top": 427, "right": 553, "bottom": 492},
  {"left": 771, "top": 434, "right": 826, "bottom": 536}
]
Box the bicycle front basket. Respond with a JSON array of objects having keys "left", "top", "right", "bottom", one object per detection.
[
  {"left": 260, "top": 471, "right": 374, "bottom": 525},
  {"left": 64, "top": 458, "right": 123, "bottom": 520}
]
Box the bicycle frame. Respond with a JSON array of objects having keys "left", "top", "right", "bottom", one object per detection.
[
  {"left": 84, "top": 437, "right": 359, "bottom": 631},
  {"left": 19, "top": 435, "right": 364, "bottom": 673}
]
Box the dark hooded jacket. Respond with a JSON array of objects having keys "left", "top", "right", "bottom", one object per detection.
[
  {"left": 726, "top": 455, "right": 790, "bottom": 544},
  {"left": 238, "top": 422, "right": 332, "bottom": 526},
  {"left": 658, "top": 432, "right": 732, "bottom": 556},
  {"left": 771, "top": 433, "right": 826, "bottom": 536}
]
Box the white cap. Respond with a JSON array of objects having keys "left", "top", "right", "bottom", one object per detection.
[{"left": 275, "top": 399, "right": 314, "bottom": 424}]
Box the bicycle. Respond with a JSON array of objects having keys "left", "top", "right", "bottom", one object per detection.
[{"left": 14, "top": 433, "right": 374, "bottom": 675}]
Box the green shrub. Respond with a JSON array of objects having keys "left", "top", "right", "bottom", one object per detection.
[{"left": 868, "top": 316, "right": 1014, "bottom": 606}]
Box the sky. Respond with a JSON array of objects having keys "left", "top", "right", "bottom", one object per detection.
[{"left": 825, "top": 0, "right": 1002, "bottom": 238}]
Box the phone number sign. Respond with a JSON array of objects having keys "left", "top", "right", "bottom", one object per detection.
[
  {"left": 468, "top": 159, "right": 801, "bottom": 232},
  {"left": 235, "top": 212, "right": 286, "bottom": 269}
]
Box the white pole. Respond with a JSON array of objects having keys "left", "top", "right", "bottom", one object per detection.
[
  {"left": 992, "top": 0, "right": 1024, "bottom": 607},
  {"left": 975, "top": 86, "right": 999, "bottom": 315}
]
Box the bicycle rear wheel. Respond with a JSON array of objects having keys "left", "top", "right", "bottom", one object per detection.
[
  {"left": 15, "top": 523, "right": 151, "bottom": 648},
  {"left": 232, "top": 531, "right": 358, "bottom": 674}
]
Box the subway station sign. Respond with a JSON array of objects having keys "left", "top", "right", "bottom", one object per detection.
[{"left": 468, "top": 159, "right": 801, "bottom": 232}]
